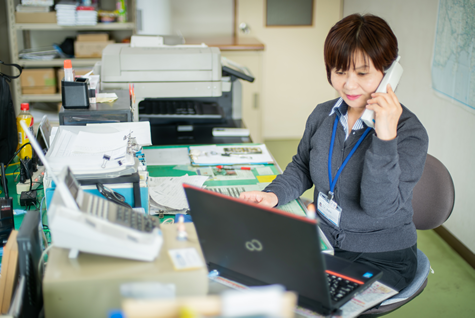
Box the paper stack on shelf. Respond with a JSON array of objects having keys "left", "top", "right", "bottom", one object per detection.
[
  {"left": 19, "top": 47, "right": 58, "bottom": 60},
  {"left": 55, "top": 1, "right": 77, "bottom": 26},
  {"left": 76, "top": 6, "right": 98, "bottom": 26},
  {"left": 45, "top": 124, "right": 150, "bottom": 178},
  {"left": 21, "top": 0, "right": 54, "bottom": 5}
]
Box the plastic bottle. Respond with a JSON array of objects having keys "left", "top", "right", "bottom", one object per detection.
[
  {"left": 63, "top": 59, "right": 75, "bottom": 81},
  {"left": 16, "top": 103, "right": 34, "bottom": 160},
  {"left": 116, "top": 0, "right": 127, "bottom": 23}
]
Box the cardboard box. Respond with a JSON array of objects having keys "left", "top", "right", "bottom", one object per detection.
[
  {"left": 21, "top": 69, "right": 56, "bottom": 87},
  {"left": 57, "top": 68, "right": 92, "bottom": 92},
  {"left": 76, "top": 33, "right": 109, "bottom": 42},
  {"left": 74, "top": 40, "right": 114, "bottom": 58},
  {"left": 22, "top": 86, "right": 56, "bottom": 94},
  {"left": 15, "top": 12, "right": 57, "bottom": 24}
]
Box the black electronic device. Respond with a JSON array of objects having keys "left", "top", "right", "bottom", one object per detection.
[
  {"left": 19, "top": 157, "right": 36, "bottom": 184},
  {"left": 61, "top": 78, "right": 90, "bottom": 109},
  {"left": 0, "top": 162, "right": 14, "bottom": 246},
  {"left": 20, "top": 190, "right": 37, "bottom": 207},
  {"left": 184, "top": 184, "right": 383, "bottom": 316},
  {"left": 17, "top": 210, "right": 44, "bottom": 318}
]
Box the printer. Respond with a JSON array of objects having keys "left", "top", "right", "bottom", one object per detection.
[{"left": 99, "top": 43, "right": 254, "bottom": 145}]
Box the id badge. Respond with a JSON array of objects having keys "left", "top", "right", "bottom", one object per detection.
[{"left": 317, "top": 192, "right": 342, "bottom": 227}]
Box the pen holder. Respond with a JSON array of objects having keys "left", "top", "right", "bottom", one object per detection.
[{"left": 61, "top": 78, "right": 90, "bottom": 109}]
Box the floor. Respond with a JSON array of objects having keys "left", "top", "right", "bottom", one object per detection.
[{"left": 265, "top": 139, "right": 475, "bottom": 317}]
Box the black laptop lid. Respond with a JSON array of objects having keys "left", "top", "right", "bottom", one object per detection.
[{"left": 183, "top": 184, "right": 333, "bottom": 308}]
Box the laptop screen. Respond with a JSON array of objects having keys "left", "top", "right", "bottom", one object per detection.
[
  {"left": 184, "top": 184, "right": 383, "bottom": 315},
  {"left": 183, "top": 184, "right": 332, "bottom": 307}
]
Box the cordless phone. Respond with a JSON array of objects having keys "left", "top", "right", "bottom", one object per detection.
[{"left": 361, "top": 56, "right": 404, "bottom": 128}]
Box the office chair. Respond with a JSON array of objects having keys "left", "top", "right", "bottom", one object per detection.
[{"left": 359, "top": 153, "right": 455, "bottom": 317}]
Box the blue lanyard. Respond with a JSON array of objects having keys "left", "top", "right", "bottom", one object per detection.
[{"left": 328, "top": 117, "right": 372, "bottom": 200}]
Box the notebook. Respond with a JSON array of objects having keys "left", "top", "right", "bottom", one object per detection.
[{"left": 183, "top": 184, "right": 383, "bottom": 316}]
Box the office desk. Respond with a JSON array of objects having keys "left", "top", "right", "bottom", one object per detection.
[
  {"left": 145, "top": 144, "right": 335, "bottom": 318},
  {"left": 1, "top": 143, "right": 330, "bottom": 318}
]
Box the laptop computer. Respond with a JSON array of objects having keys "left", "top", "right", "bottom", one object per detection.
[{"left": 183, "top": 184, "right": 383, "bottom": 316}]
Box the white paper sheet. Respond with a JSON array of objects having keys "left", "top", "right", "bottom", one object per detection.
[
  {"left": 46, "top": 126, "right": 135, "bottom": 175},
  {"left": 72, "top": 130, "right": 127, "bottom": 155},
  {"left": 148, "top": 176, "right": 209, "bottom": 210},
  {"left": 87, "top": 121, "right": 152, "bottom": 146}
]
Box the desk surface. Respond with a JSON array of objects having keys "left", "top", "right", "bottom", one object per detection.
[
  {"left": 0, "top": 143, "right": 331, "bottom": 261},
  {"left": 144, "top": 144, "right": 332, "bottom": 253}
]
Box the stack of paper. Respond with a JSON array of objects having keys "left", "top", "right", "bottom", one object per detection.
[
  {"left": 21, "top": 0, "right": 54, "bottom": 5},
  {"left": 55, "top": 1, "right": 77, "bottom": 26},
  {"left": 46, "top": 122, "right": 151, "bottom": 177},
  {"left": 76, "top": 6, "right": 97, "bottom": 25},
  {"left": 86, "top": 122, "right": 152, "bottom": 147},
  {"left": 47, "top": 129, "right": 133, "bottom": 176}
]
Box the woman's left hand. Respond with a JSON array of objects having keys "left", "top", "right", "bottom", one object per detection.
[{"left": 366, "top": 84, "right": 402, "bottom": 140}]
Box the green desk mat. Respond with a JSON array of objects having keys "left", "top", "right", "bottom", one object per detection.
[{"left": 144, "top": 145, "right": 331, "bottom": 252}]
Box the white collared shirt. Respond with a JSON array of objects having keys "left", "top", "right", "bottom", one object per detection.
[{"left": 329, "top": 98, "right": 365, "bottom": 139}]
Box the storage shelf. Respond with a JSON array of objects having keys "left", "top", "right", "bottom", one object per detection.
[
  {"left": 18, "top": 58, "right": 100, "bottom": 67},
  {"left": 6, "top": 0, "right": 136, "bottom": 108},
  {"left": 14, "top": 22, "right": 135, "bottom": 31},
  {"left": 21, "top": 94, "right": 62, "bottom": 102}
]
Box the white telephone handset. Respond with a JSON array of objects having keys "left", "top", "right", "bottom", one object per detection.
[{"left": 361, "top": 56, "right": 403, "bottom": 128}]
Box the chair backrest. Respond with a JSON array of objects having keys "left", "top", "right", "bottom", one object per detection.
[{"left": 412, "top": 154, "right": 455, "bottom": 230}]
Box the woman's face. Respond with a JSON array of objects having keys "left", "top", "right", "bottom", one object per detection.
[{"left": 330, "top": 51, "right": 384, "bottom": 113}]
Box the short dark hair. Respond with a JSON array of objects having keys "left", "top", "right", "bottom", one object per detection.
[{"left": 324, "top": 14, "right": 398, "bottom": 84}]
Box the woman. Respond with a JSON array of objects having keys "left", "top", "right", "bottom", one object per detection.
[{"left": 239, "top": 13, "right": 428, "bottom": 291}]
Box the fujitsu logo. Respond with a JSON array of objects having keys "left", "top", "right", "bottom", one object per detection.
[{"left": 245, "top": 239, "right": 263, "bottom": 251}]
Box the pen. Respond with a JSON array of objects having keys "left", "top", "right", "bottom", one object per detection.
[
  {"left": 216, "top": 165, "right": 251, "bottom": 170},
  {"left": 129, "top": 84, "right": 132, "bottom": 107}
]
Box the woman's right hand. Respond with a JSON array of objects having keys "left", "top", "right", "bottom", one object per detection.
[{"left": 239, "top": 191, "right": 278, "bottom": 208}]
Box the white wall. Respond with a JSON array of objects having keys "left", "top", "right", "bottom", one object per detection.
[
  {"left": 171, "top": 0, "right": 234, "bottom": 37},
  {"left": 343, "top": 0, "right": 475, "bottom": 253},
  {"left": 237, "top": 0, "right": 341, "bottom": 140}
]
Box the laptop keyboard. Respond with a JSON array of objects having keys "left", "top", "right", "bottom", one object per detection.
[
  {"left": 208, "top": 186, "right": 306, "bottom": 216},
  {"left": 326, "top": 272, "right": 360, "bottom": 302},
  {"left": 209, "top": 186, "right": 246, "bottom": 198}
]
